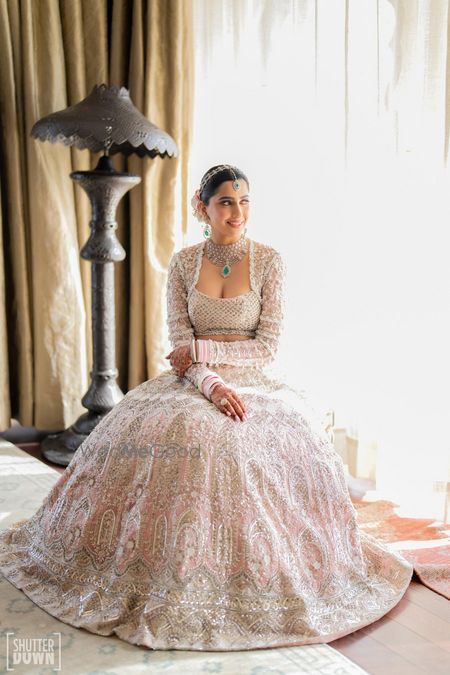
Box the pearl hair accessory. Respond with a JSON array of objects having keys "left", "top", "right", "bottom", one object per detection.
[{"left": 199, "top": 165, "right": 241, "bottom": 193}]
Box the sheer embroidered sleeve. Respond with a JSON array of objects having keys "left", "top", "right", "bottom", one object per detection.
[
  {"left": 166, "top": 252, "right": 224, "bottom": 393},
  {"left": 204, "top": 251, "right": 286, "bottom": 366}
]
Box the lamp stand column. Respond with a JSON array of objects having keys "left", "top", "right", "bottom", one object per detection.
[{"left": 41, "top": 155, "right": 140, "bottom": 467}]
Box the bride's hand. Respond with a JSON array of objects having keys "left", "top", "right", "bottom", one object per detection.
[
  {"left": 165, "top": 345, "right": 192, "bottom": 377},
  {"left": 210, "top": 383, "right": 247, "bottom": 421}
]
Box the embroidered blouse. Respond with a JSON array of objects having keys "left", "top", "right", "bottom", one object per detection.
[{"left": 166, "top": 238, "right": 286, "bottom": 392}]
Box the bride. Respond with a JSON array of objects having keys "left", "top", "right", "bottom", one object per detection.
[{"left": 0, "top": 164, "right": 413, "bottom": 651}]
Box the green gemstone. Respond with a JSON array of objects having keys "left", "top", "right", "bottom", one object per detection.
[{"left": 223, "top": 265, "right": 230, "bottom": 276}]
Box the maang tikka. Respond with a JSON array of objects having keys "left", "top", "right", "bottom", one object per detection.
[
  {"left": 230, "top": 167, "right": 241, "bottom": 191},
  {"left": 199, "top": 164, "right": 241, "bottom": 196}
]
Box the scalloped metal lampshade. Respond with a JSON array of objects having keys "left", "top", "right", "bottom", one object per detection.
[{"left": 31, "top": 83, "right": 178, "bottom": 158}]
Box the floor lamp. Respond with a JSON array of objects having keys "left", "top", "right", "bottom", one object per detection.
[{"left": 31, "top": 84, "right": 177, "bottom": 467}]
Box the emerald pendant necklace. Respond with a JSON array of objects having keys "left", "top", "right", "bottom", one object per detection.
[{"left": 205, "top": 234, "right": 248, "bottom": 278}]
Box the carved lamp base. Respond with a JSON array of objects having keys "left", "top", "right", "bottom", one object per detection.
[{"left": 41, "top": 155, "right": 140, "bottom": 467}]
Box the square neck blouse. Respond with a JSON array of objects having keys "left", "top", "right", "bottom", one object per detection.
[{"left": 192, "top": 238, "right": 256, "bottom": 301}]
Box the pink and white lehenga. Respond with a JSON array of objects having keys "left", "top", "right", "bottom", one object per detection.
[{"left": 0, "top": 238, "right": 413, "bottom": 651}]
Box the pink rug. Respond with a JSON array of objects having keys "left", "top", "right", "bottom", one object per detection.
[{"left": 353, "top": 498, "right": 450, "bottom": 600}]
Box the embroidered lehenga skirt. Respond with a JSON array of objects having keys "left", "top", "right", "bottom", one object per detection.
[{"left": 0, "top": 363, "right": 413, "bottom": 651}]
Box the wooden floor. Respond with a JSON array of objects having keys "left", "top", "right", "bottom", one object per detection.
[
  {"left": 12, "top": 441, "right": 450, "bottom": 675},
  {"left": 331, "top": 578, "right": 450, "bottom": 674}
]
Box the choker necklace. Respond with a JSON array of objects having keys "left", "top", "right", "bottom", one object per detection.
[{"left": 205, "top": 234, "right": 248, "bottom": 278}]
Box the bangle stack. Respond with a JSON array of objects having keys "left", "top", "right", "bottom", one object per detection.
[
  {"left": 190, "top": 337, "right": 223, "bottom": 400},
  {"left": 200, "top": 373, "right": 224, "bottom": 400},
  {"left": 190, "top": 337, "right": 211, "bottom": 363},
  {"left": 190, "top": 338, "right": 197, "bottom": 362}
]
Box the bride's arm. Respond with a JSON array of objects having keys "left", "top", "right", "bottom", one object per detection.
[
  {"left": 166, "top": 252, "right": 225, "bottom": 395},
  {"left": 194, "top": 251, "right": 286, "bottom": 367}
]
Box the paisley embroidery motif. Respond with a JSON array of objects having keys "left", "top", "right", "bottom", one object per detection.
[{"left": 0, "top": 239, "right": 414, "bottom": 651}]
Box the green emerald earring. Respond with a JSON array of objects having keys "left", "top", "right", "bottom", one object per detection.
[{"left": 203, "top": 222, "right": 211, "bottom": 238}]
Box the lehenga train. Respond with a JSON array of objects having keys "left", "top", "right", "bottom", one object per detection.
[{"left": 0, "top": 239, "right": 413, "bottom": 651}]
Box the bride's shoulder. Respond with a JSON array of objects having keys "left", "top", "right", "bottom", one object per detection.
[
  {"left": 170, "top": 242, "right": 202, "bottom": 269},
  {"left": 251, "top": 239, "right": 284, "bottom": 265},
  {"left": 177, "top": 241, "right": 203, "bottom": 261}
]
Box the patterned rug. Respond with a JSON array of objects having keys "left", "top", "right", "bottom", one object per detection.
[
  {"left": 353, "top": 497, "right": 450, "bottom": 600},
  {"left": 0, "top": 440, "right": 368, "bottom": 674}
]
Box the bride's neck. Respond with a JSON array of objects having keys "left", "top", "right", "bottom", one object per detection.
[{"left": 209, "top": 234, "right": 245, "bottom": 246}]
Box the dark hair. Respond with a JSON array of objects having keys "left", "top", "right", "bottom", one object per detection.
[{"left": 199, "top": 165, "right": 250, "bottom": 205}]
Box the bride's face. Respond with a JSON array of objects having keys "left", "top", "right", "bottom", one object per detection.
[{"left": 202, "top": 180, "right": 250, "bottom": 237}]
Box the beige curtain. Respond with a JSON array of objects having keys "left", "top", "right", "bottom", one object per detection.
[
  {"left": 0, "top": 181, "right": 10, "bottom": 427},
  {"left": 0, "top": 0, "right": 192, "bottom": 431}
]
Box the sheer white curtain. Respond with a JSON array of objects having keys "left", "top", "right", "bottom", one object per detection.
[{"left": 187, "top": 0, "right": 450, "bottom": 522}]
